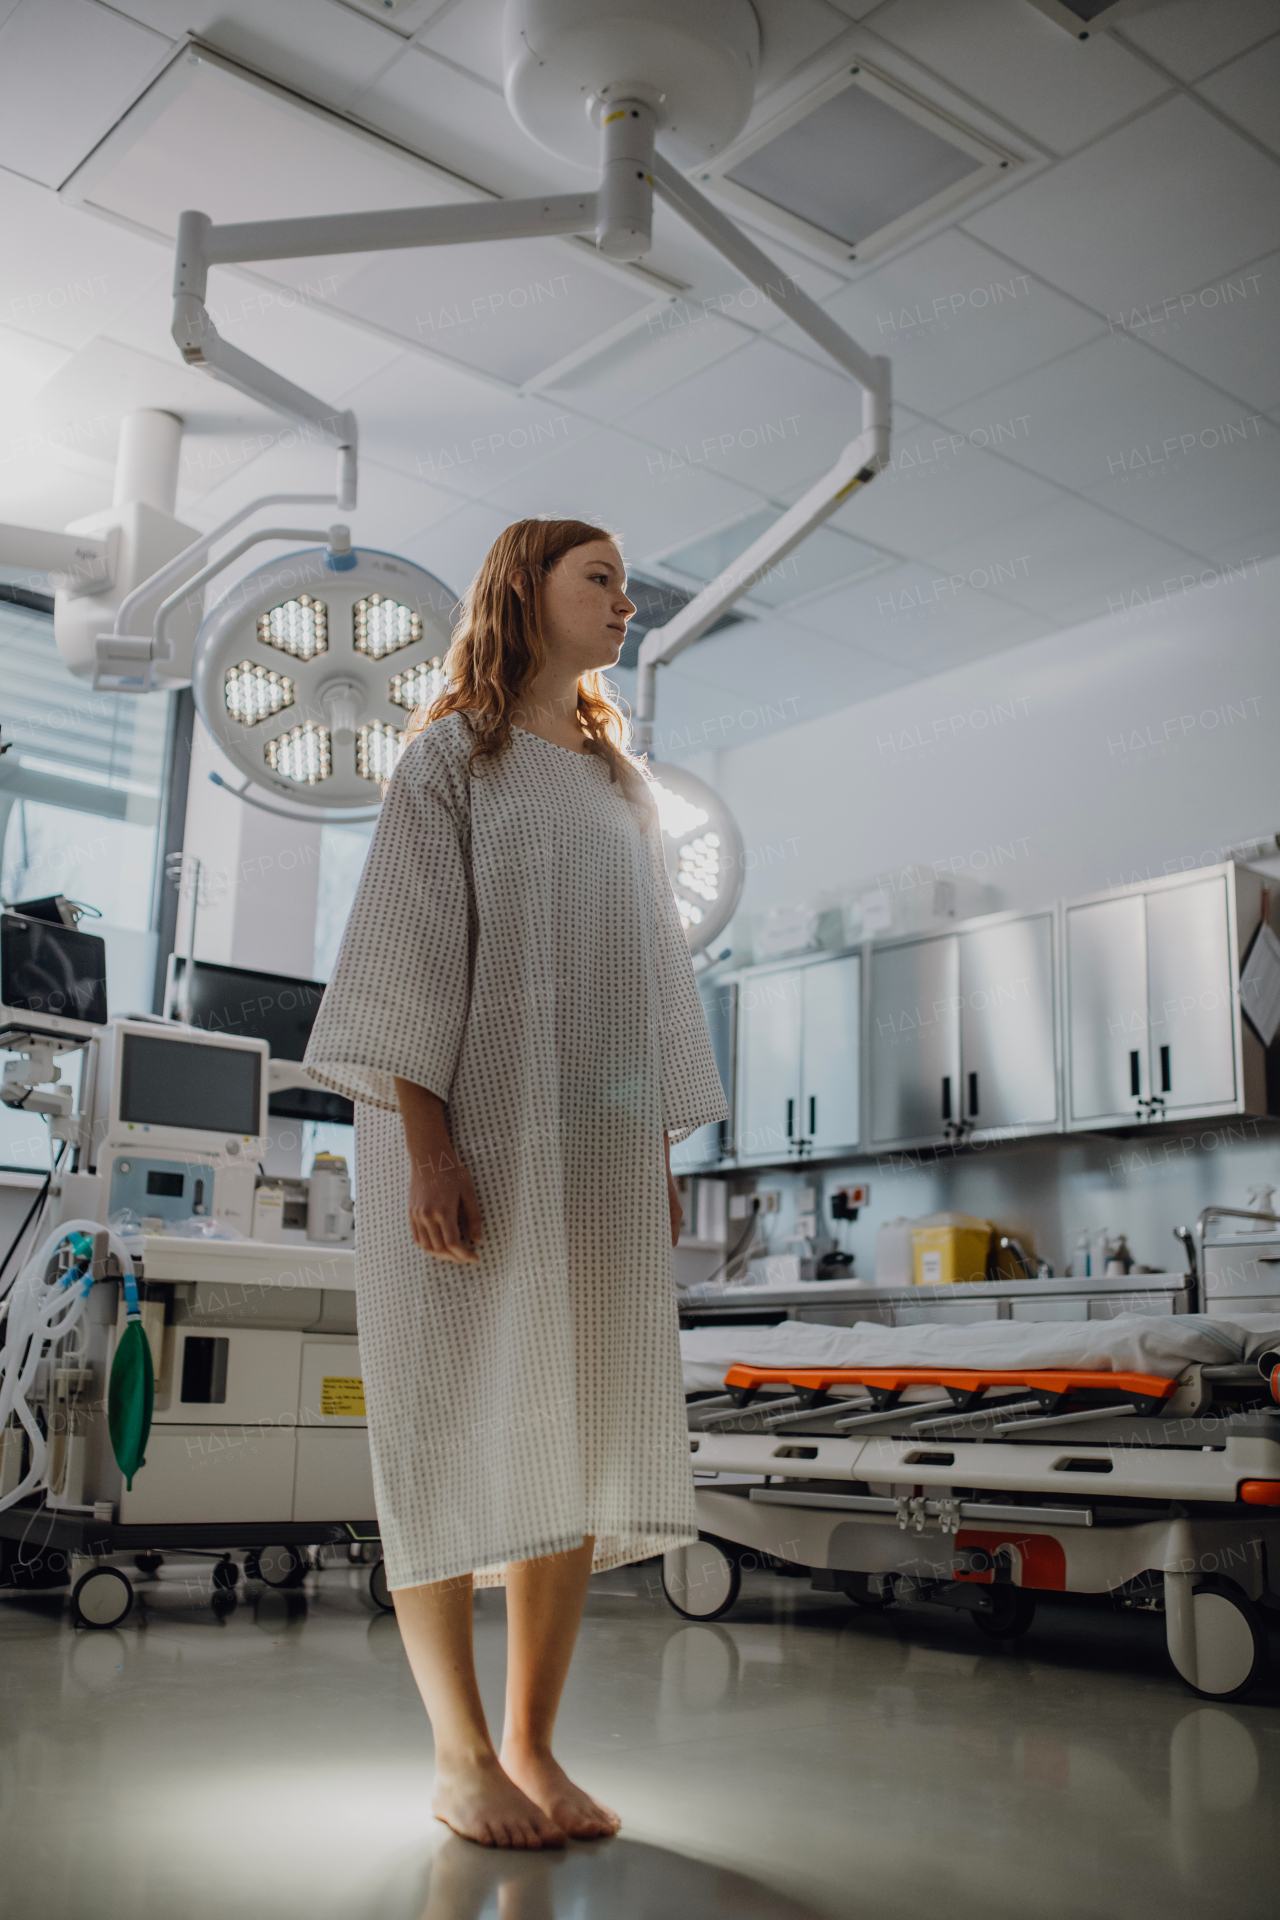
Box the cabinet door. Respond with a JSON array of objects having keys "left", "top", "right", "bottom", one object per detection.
[
  {"left": 1066, "top": 895, "right": 1147, "bottom": 1122},
  {"left": 671, "top": 978, "right": 736, "bottom": 1172},
  {"left": 1145, "top": 877, "right": 1236, "bottom": 1110},
  {"left": 736, "top": 967, "right": 802, "bottom": 1160},
  {"left": 869, "top": 937, "right": 960, "bottom": 1143},
  {"left": 958, "top": 915, "right": 1057, "bottom": 1131},
  {"left": 801, "top": 954, "right": 860, "bottom": 1153}
]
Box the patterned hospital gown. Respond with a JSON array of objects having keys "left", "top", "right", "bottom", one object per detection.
[{"left": 303, "top": 712, "right": 727, "bottom": 1590}]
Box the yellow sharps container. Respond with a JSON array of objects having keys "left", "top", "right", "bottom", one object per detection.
[{"left": 911, "top": 1212, "right": 994, "bottom": 1285}]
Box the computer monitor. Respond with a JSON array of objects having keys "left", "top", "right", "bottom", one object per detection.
[
  {"left": 165, "top": 956, "right": 351, "bottom": 1125},
  {"left": 0, "top": 910, "right": 108, "bottom": 1045}
]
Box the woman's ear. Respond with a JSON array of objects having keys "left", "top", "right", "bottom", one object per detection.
[{"left": 510, "top": 568, "right": 528, "bottom": 602}]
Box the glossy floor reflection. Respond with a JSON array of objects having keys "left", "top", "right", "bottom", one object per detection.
[{"left": 2, "top": 1555, "right": 1277, "bottom": 1919}]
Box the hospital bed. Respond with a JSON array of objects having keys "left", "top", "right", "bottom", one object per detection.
[{"left": 669, "top": 1311, "right": 1280, "bottom": 1701}]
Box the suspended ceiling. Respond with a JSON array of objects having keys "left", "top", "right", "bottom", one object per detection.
[{"left": 0, "top": 0, "right": 1278, "bottom": 756}]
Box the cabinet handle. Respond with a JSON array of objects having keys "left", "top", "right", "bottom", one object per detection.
[
  {"left": 1129, "top": 1050, "right": 1141, "bottom": 1097},
  {"left": 941, "top": 1076, "right": 952, "bottom": 1121},
  {"left": 786, "top": 1098, "right": 794, "bottom": 1139},
  {"left": 808, "top": 1095, "right": 816, "bottom": 1135},
  {"left": 1159, "top": 1045, "right": 1171, "bottom": 1093},
  {"left": 968, "top": 1071, "right": 979, "bottom": 1118}
]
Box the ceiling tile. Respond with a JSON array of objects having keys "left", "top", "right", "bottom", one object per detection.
[
  {"left": 0, "top": 323, "right": 74, "bottom": 408},
  {"left": 1115, "top": 249, "right": 1280, "bottom": 414},
  {"left": 541, "top": 307, "right": 747, "bottom": 422},
  {"left": 112, "top": 0, "right": 401, "bottom": 111},
  {"left": 790, "top": 228, "right": 1104, "bottom": 415},
  {"left": 752, "top": 0, "right": 852, "bottom": 96},
  {"left": 1117, "top": 0, "right": 1280, "bottom": 82},
  {"left": 1197, "top": 35, "right": 1280, "bottom": 155},
  {"left": 0, "top": 170, "right": 167, "bottom": 350},
  {"left": 870, "top": 0, "right": 1168, "bottom": 154},
  {"left": 350, "top": 45, "right": 589, "bottom": 197},
  {"left": 479, "top": 424, "right": 761, "bottom": 561},
  {"left": 326, "top": 236, "right": 656, "bottom": 384},
  {"left": 808, "top": 413, "right": 1067, "bottom": 563},
  {"left": 789, "top": 557, "right": 1047, "bottom": 667},
  {"left": 928, "top": 494, "right": 1200, "bottom": 628},
  {"left": 964, "top": 95, "right": 1280, "bottom": 316},
  {"left": 616, "top": 336, "right": 865, "bottom": 500},
  {"left": 337, "top": 348, "right": 597, "bottom": 495},
  {"left": 941, "top": 329, "right": 1280, "bottom": 553},
  {"left": 104, "top": 264, "right": 405, "bottom": 408},
  {"left": 417, "top": 0, "right": 505, "bottom": 89},
  {"left": 0, "top": 0, "right": 171, "bottom": 189}
]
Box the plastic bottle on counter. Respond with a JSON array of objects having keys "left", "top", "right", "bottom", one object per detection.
[
  {"left": 1091, "top": 1227, "right": 1112, "bottom": 1278},
  {"left": 1070, "top": 1231, "right": 1091, "bottom": 1278}
]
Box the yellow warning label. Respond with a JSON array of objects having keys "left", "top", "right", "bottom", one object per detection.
[{"left": 321, "top": 1376, "right": 367, "bottom": 1418}]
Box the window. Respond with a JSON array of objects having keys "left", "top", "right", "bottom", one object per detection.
[{"left": 0, "top": 595, "right": 172, "bottom": 1169}]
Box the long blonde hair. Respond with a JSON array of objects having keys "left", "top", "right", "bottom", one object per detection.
[{"left": 408, "top": 517, "right": 650, "bottom": 811}]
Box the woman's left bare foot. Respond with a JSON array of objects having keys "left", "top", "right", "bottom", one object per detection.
[{"left": 500, "top": 1743, "right": 621, "bottom": 1839}]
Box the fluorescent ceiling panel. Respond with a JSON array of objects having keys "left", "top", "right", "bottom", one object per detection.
[
  {"left": 701, "top": 60, "right": 1012, "bottom": 265},
  {"left": 726, "top": 84, "right": 982, "bottom": 249}
]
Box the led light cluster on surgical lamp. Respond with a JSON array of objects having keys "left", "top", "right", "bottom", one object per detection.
[{"left": 193, "top": 547, "right": 454, "bottom": 807}]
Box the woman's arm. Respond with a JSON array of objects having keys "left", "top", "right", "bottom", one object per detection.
[{"left": 394, "top": 1078, "right": 483, "bottom": 1264}]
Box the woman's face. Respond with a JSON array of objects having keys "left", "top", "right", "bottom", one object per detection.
[{"left": 538, "top": 539, "right": 636, "bottom": 676}]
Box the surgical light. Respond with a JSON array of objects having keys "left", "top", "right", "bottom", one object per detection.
[
  {"left": 388, "top": 657, "right": 445, "bottom": 713},
  {"left": 647, "top": 761, "right": 744, "bottom": 955},
  {"left": 355, "top": 720, "right": 404, "bottom": 784},
  {"left": 258, "top": 594, "right": 328, "bottom": 661},
  {"left": 224, "top": 659, "right": 293, "bottom": 727},
  {"left": 192, "top": 547, "right": 455, "bottom": 812},
  {"left": 265, "top": 721, "right": 331, "bottom": 786},
  {"left": 354, "top": 594, "right": 422, "bottom": 659}
]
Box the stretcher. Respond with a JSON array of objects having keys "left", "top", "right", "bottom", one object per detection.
[{"left": 668, "top": 1317, "right": 1280, "bottom": 1700}]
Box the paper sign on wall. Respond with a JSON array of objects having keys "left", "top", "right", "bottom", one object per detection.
[{"left": 321, "top": 1376, "right": 367, "bottom": 1418}]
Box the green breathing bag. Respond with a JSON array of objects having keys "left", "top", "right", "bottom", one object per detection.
[{"left": 108, "top": 1269, "right": 154, "bottom": 1491}]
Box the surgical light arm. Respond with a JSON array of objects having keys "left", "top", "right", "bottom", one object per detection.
[{"left": 167, "top": 109, "right": 890, "bottom": 742}]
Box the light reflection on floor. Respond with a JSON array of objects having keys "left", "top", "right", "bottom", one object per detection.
[{"left": 1, "top": 1556, "right": 1277, "bottom": 1919}]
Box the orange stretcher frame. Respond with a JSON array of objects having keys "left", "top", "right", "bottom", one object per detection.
[{"left": 722, "top": 1363, "right": 1180, "bottom": 1413}]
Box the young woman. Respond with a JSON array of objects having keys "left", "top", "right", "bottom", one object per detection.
[{"left": 304, "top": 518, "right": 726, "bottom": 1850}]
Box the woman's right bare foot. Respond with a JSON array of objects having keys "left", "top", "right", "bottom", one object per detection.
[{"left": 432, "top": 1754, "right": 567, "bottom": 1849}]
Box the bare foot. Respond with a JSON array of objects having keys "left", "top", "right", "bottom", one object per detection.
[
  {"left": 500, "top": 1744, "right": 621, "bottom": 1839},
  {"left": 432, "top": 1753, "right": 567, "bottom": 1849}
]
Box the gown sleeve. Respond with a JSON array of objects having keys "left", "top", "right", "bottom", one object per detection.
[
  {"left": 649, "top": 827, "right": 729, "bottom": 1144},
  {"left": 303, "top": 721, "right": 473, "bottom": 1112}
]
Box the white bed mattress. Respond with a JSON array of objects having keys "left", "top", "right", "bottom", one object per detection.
[{"left": 680, "top": 1313, "right": 1280, "bottom": 1395}]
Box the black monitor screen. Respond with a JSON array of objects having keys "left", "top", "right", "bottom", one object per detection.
[
  {"left": 1, "top": 914, "right": 108, "bottom": 1025},
  {"left": 120, "top": 1033, "right": 261, "bottom": 1136},
  {"left": 170, "top": 958, "right": 326, "bottom": 1061}
]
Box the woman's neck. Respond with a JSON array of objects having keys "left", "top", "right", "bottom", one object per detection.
[{"left": 513, "top": 668, "right": 589, "bottom": 753}]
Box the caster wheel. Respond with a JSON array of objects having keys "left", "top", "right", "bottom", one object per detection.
[
  {"left": 242, "top": 1550, "right": 261, "bottom": 1581},
  {"left": 972, "top": 1587, "right": 1036, "bottom": 1639},
  {"left": 72, "top": 1566, "right": 133, "bottom": 1629},
  {"left": 133, "top": 1552, "right": 163, "bottom": 1577},
  {"left": 256, "top": 1544, "right": 306, "bottom": 1589},
  {"left": 1171, "top": 1580, "right": 1269, "bottom": 1701},
  {"left": 368, "top": 1559, "right": 395, "bottom": 1612},
  {"left": 212, "top": 1558, "right": 239, "bottom": 1592},
  {"left": 661, "top": 1535, "right": 741, "bottom": 1621}
]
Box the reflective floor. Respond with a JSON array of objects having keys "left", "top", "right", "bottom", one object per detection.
[{"left": 2, "top": 1554, "right": 1277, "bottom": 1919}]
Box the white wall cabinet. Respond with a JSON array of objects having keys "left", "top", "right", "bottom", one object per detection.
[
  {"left": 1065, "top": 864, "right": 1269, "bottom": 1129},
  {"left": 736, "top": 953, "right": 859, "bottom": 1163},
  {"left": 869, "top": 910, "right": 1059, "bottom": 1150}
]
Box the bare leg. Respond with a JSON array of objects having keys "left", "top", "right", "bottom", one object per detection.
[
  {"left": 393, "top": 1573, "right": 565, "bottom": 1848},
  {"left": 500, "top": 1536, "right": 621, "bottom": 1839}
]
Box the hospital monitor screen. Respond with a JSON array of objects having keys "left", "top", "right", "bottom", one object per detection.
[
  {"left": 166, "top": 957, "right": 352, "bottom": 1126},
  {"left": 1, "top": 912, "right": 108, "bottom": 1033},
  {"left": 119, "top": 1032, "right": 262, "bottom": 1138}
]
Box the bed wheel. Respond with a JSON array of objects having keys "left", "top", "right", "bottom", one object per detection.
[
  {"left": 72, "top": 1566, "right": 134, "bottom": 1630},
  {"left": 368, "top": 1559, "right": 395, "bottom": 1612},
  {"left": 837, "top": 1571, "right": 891, "bottom": 1610},
  {"left": 256, "top": 1544, "right": 307, "bottom": 1589},
  {"left": 1166, "top": 1576, "right": 1269, "bottom": 1700},
  {"left": 661, "top": 1535, "right": 741, "bottom": 1621},
  {"left": 971, "top": 1587, "right": 1037, "bottom": 1639}
]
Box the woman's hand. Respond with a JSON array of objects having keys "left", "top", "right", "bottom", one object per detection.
[
  {"left": 395, "top": 1079, "right": 482, "bottom": 1264},
  {"left": 664, "top": 1132, "right": 682, "bottom": 1248}
]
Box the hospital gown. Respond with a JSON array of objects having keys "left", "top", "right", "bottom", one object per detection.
[{"left": 303, "top": 712, "right": 727, "bottom": 1590}]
